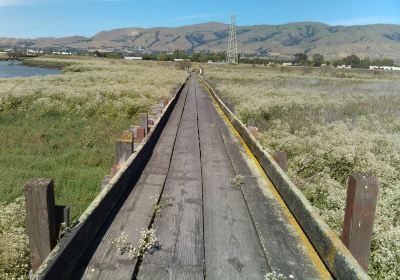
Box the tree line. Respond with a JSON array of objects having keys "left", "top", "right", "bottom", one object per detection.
[
  {"left": 67, "top": 49, "right": 399, "bottom": 68},
  {"left": 142, "top": 50, "right": 226, "bottom": 63},
  {"left": 291, "top": 53, "right": 396, "bottom": 68}
]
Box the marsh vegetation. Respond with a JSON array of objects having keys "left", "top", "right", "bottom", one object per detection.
[
  {"left": 0, "top": 57, "right": 186, "bottom": 279},
  {"left": 206, "top": 64, "right": 400, "bottom": 279}
]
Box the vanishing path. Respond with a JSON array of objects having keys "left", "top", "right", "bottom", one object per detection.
[{"left": 70, "top": 76, "right": 331, "bottom": 280}]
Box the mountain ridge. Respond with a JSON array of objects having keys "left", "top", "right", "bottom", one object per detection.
[{"left": 1, "top": 21, "right": 400, "bottom": 61}]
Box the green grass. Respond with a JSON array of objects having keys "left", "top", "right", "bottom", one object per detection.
[
  {"left": 0, "top": 58, "right": 186, "bottom": 217},
  {"left": 0, "top": 112, "right": 130, "bottom": 219},
  {"left": 22, "top": 58, "right": 74, "bottom": 69}
]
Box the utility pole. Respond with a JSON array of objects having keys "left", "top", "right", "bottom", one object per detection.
[{"left": 226, "top": 15, "right": 239, "bottom": 64}]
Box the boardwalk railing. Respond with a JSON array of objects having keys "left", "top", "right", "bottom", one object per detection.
[
  {"left": 201, "top": 78, "right": 371, "bottom": 280},
  {"left": 29, "top": 77, "right": 189, "bottom": 280}
]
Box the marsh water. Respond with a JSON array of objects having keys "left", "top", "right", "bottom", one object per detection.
[{"left": 0, "top": 61, "right": 60, "bottom": 78}]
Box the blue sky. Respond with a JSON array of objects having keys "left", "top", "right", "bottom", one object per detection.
[{"left": 1, "top": 0, "right": 399, "bottom": 38}]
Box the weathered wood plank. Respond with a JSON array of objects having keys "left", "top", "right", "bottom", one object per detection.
[
  {"left": 203, "top": 87, "right": 331, "bottom": 279},
  {"left": 195, "top": 79, "right": 268, "bottom": 279},
  {"left": 138, "top": 77, "right": 204, "bottom": 279},
  {"left": 138, "top": 264, "right": 203, "bottom": 280}
]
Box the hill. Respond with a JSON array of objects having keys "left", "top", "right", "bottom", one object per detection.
[{"left": 1, "top": 22, "right": 400, "bottom": 60}]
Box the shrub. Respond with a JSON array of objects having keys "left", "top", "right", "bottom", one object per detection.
[{"left": 0, "top": 198, "right": 30, "bottom": 279}]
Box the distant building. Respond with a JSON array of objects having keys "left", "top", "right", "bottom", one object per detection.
[
  {"left": 174, "top": 59, "right": 184, "bottom": 62},
  {"left": 337, "top": 65, "right": 352, "bottom": 69},
  {"left": 26, "top": 49, "right": 44, "bottom": 55},
  {"left": 124, "top": 56, "right": 143, "bottom": 61},
  {"left": 383, "top": 66, "right": 400, "bottom": 71},
  {"left": 282, "top": 62, "right": 292, "bottom": 67},
  {"left": 370, "top": 66, "right": 400, "bottom": 71},
  {"left": 207, "top": 60, "right": 225, "bottom": 64}
]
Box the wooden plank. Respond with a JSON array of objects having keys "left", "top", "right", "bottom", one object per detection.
[
  {"left": 68, "top": 82, "right": 191, "bottom": 280},
  {"left": 195, "top": 79, "right": 268, "bottom": 279},
  {"left": 203, "top": 87, "right": 331, "bottom": 279},
  {"left": 138, "top": 264, "right": 203, "bottom": 280},
  {"left": 138, "top": 77, "right": 204, "bottom": 279},
  {"left": 142, "top": 84, "right": 191, "bottom": 176}
]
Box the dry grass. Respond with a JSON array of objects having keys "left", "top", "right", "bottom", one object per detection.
[{"left": 206, "top": 64, "right": 400, "bottom": 280}]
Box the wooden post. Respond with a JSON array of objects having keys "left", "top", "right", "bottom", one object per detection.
[
  {"left": 342, "top": 173, "right": 378, "bottom": 271},
  {"left": 25, "top": 179, "right": 58, "bottom": 272},
  {"left": 55, "top": 205, "right": 70, "bottom": 232},
  {"left": 163, "top": 97, "right": 169, "bottom": 107},
  {"left": 200, "top": 66, "right": 204, "bottom": 76},
  {"left": 151, "top": 106, "right": 162, "bottom": 115},
  {"left": 112, "top": 131, "right": 134, "bottom": 176},
  {"left": 135, "top": 127, "right": 145, "bottom": 143},
  {"left": 148, "top": 115, "right": 156, "bottom": 126},
  {"left": 115, "top": 131, "right": 134, "bottom": 164},
  {"left": 248, "top": 126, "right": 259, "bottom": 139},
  {"left": 140, "top": 113, "right": 149, "bottom": 136},
  {"left": 273, "top": 151, "right": 288, "bottom": 172},
  {"left": 100, "top": 175, "right": 112, "bottom": 190}
]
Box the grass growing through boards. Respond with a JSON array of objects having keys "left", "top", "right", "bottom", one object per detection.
[
  {"left": 206, "top": 64, "right": 400, "bottom": 280},
  {"left": 0, "top": 57, "right": 186, "bottom": 279}
]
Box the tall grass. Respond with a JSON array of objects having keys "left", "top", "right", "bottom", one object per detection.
[
  {"left": 206, "top": 64, "right": 400, "bottom": 280},
  {"left": 0, "top": 57, "right": 186, "bottom": 279}
]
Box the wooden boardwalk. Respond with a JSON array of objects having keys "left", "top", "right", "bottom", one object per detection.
[{"left": 67, "top": 76, "right": 332, "bottom": 279}]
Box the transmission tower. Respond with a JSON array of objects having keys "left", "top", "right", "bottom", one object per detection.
[{"left": 226, "top": 15, "right": 238, "bottom": 64}]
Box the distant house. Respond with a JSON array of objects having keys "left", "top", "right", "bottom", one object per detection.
[
  {"left": 282, "top": 62, "right": 292, "bottom": 67},
  {"left": 369, "top": 66, "right": 382, "bottom": 70},
  {"left": 337, "top": 65, "right": 352, "bottom": 69},
  {"left": 383, "top": 66, "right": 400, "bottom": 71},
  {"left": 370, "top": 65, "right": 400, "bottom": 71},
  {"left": 27, "top": 49, "right": 43, "bottom": 55},
  {"left": 174, "top": 59, "right": 184, "bottom": 62},
  {"left": 207, "top": 60, "right": 225, "bottom": 64},
  {"left": 124, "top": 56, "right": 143, "bottom": 60}
]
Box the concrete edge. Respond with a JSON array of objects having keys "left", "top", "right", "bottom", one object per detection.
[
  {"left": 201, "top": 78, "right": 370, "bottom": 280},
  {"left": 32, "top": 76, "right": 190, "bottom": 280}
]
